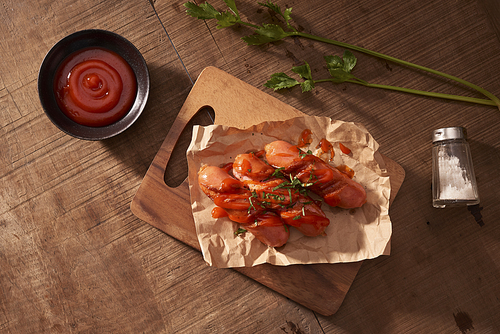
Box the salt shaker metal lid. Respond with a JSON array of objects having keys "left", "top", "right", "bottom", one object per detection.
[{"left": 432, "top": 126, "right": 467, "bottom": 143}]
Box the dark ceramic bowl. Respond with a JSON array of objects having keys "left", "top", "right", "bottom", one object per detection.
[{"left": 38, "top": 29, "right": 150, "bottom": 140}]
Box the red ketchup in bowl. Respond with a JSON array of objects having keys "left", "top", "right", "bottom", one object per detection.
[{"left": 54, "top": 47, "right": 137, "bottom": 127}]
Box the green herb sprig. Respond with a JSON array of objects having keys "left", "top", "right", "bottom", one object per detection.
[
  {"left": 184, "top": 0, "right": 500, "bottom": 109},
  {"left": 271, "top": 174, "right": 315, "bottom": 198},
  {"left": 235, "top": 227, "right": 247, "bottom": 235}
]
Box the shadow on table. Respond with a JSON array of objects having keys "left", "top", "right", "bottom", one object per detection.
[{"left": 99, "top": 62, "right": 204, "bottom": 184}]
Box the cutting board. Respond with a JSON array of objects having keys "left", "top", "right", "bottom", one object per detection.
[{"left": 130, "top": 66, "right": 405, "bottom": 316}]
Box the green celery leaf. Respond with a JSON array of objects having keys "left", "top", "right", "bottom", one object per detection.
[
  {"left": 283, "top": 7, "right": 293, "bottom": 26},
  {"left": 258, "top": 1, "right": 294, "bottom": 28},
  {"left": 258, "top": 1, "right": 281, "bottom": 15},
  {"left": 325, "top": 51, "right": 357, "bottom": 73},
  {"left": 255, "top": 24, "right": 289, "bottom": 40},
  {"left": 215, "top": 11, "right": 239, "bottom": 28},
  {"left": 324, "top": 55, "right": 344, "bottom": 71},
  {"left": 342, "top": 50, "right": 357, "bottom": 72},
  {"left": 223, "top": 0, "right": 240, "bottom": 19},
  {"left": 184, "top": 2, "right": 220, "bottom": 20},
  {"left": 300, "top": 80, "right": 315, "bottom": 92},
  {"left": 291, "top": 61, "right": 312, "bottom": 80},
  {"left": 264, "top": 72, "right": 300, "bottom": 90},
  {"left": 325, "top": 54, "right": 353, "bottom": 83},
  {"left": 327, "top": 68, "right": 356, "bottom": 83},
  {"left": 242, "top": 24, "right": 289, "bottom": 45},
  {"left": 325, "top": 51, "right": 367, "bottom": 84}
]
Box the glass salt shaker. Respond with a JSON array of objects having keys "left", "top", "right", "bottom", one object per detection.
[{"left": 432, "top": 127, "right": 480, "bottom": 208}]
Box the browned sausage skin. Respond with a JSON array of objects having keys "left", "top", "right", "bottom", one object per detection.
[{"left": 265, "top": 140, "right": 367, "bottom": 209}]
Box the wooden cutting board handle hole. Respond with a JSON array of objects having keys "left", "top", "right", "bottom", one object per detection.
[{"left": 164, "top": 106, "right": 215, "bottom": 188}]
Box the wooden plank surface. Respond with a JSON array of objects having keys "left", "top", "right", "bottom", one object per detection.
[{"left": 1, "top": 0, "right": 500, "bottom": 333}]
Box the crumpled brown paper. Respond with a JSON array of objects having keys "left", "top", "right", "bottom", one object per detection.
[{"left": 187, "top": 116, "right": 391, "bottom": 268}]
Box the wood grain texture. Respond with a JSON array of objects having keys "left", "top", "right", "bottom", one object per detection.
[
  {"left": 131, "top": 66, "right": 405, "bottom": 316},
  {"left": 0, "top": 1, "right": 189, "bottom": 332},
  {"left": 0, "top": 0, "right": 324, "bottom": 333},
  {"left": 1, "top": 0, "right": 500, "bottom": 332}
]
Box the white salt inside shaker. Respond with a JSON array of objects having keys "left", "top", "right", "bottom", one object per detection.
[{"left": 432, "top": 127, "right": 480, "bottom": 208}]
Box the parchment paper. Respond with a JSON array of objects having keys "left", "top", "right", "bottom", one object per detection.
[{"left": 187, "top": 116, "right": 392, "bottom": 268}]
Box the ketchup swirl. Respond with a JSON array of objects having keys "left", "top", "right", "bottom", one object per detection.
[{"left": 54, "top": 47, "right": 137, "bottom": 127}]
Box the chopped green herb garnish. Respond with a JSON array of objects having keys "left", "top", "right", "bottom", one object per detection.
[
  {"left": 270, "top": 167, "right": 286, "bottom": 178},
  {"left": 299, "top": 150, "right": 313, "bottom": 159},
  {"left": 235, "top": 228, "right": 247, "bottom": 236},
  {"left": 248, "top": 196, "right": 256, "bottom": 213},
  {"left": 271, "top": 175, "right": 311, "bottom": 197}
]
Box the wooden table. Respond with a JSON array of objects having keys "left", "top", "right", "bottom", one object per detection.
[{"left": 1, "top": 0, "right": 499, "bottom": 332}]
